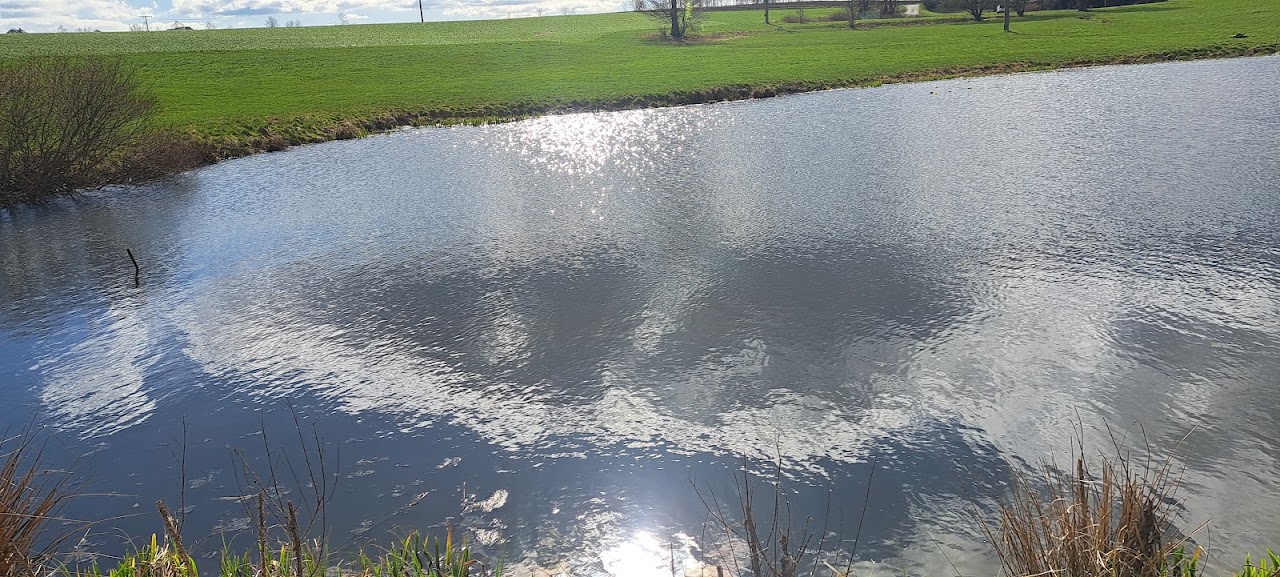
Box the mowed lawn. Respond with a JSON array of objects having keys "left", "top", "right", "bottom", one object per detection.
[{"left": 0, "top": 0, "right": 1275, "bottom": 140}]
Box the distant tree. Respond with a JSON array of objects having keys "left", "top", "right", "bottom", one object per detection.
[
  {"left": 1007, "top": 0, "right": 1027, "bottom": 14},
  {"left": 285, "top": 19, "right": 302, "bottom": 27},
  {"left": 335, "top": 12, "right": 350, "bottom": 24},
  {"left": 960, "top": 0, "right": 991, "bottom": 20},
  {"left": 535, "top": 7, "right": 545, "bottom": 16},
  {"left": 265, "top": 15, "right": 279, "bottom": 27},
  {"left": 205, "top": 20, "right": 217, "bottom": 29},
  {"left": 845, "top": 0, "right": 856, "bottom": 27},
  {"left": 880, "top": 0, "right": 899, "bottom": 16},
  {"left": 128, "top": 23, "right": 144, "bottom": 31},
  {"left": 57, "top": 25, "right": 68, "bottom": 32},
  {"left": 634, "top": 0, "right": 703, "bottom": 38}
]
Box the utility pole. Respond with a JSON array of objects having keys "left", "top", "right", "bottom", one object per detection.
[
  {"left": 1003, "top": 2, "right": 1009, "bottom": 31},
  {"left": 419, "top": 0, "right": 424, "bottom": 22},
  {"left": 140, "top": 14, "right": 151, "bottom": 31}
]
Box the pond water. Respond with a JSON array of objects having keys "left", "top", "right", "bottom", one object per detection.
[{"left": 2, "top": 56, "right": 1278, "bottom": 576}]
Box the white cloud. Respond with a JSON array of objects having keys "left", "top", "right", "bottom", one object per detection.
[
  {"left": 439, "top": 0, "right": 622, "bottom": 18},
  {"left": 168, "top": 0, "right": 412, "bottom": 18},
  {"left": 1, "top": 0, "right": 136, "bottom": 32},
  {"left": 0, "top": 0, "right": 620, "bottom": 34}
]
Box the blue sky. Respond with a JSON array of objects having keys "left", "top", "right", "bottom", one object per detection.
[{"left": 2, "top": 0, "right": 628, "bottom": 32}]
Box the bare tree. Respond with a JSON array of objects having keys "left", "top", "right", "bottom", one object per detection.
[
  {"left": 335, "top": 12, "right": 350, "bottom": 24},
  {"left": 285, "top": 19, "right": 302, "bottom": 27},
  {"left": 0, "top": 58, "right": 156, "bottom": 204},
  {"left": 1007, "top": 0, "right": 1027, "bottom": 15},
  {"left": 880, "top": 0, "right": 899, "bottom": 15},
  {"left": 634, "top": 0, "right": 704, "bottom": 39},
  {"left": 129, "top": 23, "right": 145, "bottom": 31},
  {"left": 264, "top": 15, "right": 278, "bottom": 27},
  {"left": 205, "top": 20, "right": 217, "bottom": 29},
  {"left": 961, "top": 0, "right": 991, "bottom": 20}
]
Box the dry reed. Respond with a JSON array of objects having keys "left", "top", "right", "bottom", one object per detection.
[
  {"left": 0, "top": 427, "right": 78, "bottom": 577},
  {"left": 985, "top": 446, "right": 1197, "bottom": 577}
]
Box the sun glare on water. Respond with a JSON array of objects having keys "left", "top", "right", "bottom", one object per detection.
[{"left": 596, "top": 531, "right": 711, "bottom": 577}]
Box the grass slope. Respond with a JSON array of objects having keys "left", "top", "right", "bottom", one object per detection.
[{"left": 1, "top": 0, "right": 1276, "bottom": 154}]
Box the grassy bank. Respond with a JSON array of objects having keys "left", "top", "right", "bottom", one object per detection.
[{"left": 0, "top": 0, "right": 1276, "bottom": 160}]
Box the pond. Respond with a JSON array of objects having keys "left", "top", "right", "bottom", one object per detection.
[{"left": 2, "top": 55, "right": 1278, "bottom": 575}]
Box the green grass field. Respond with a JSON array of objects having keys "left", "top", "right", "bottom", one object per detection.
[{"left": 1, "top": 0, "right": 1275, "bottom": 153}]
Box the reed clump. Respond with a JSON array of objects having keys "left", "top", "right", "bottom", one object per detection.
[
  {"left": 0, "top": 427, "right": 77, "bottom": 577},
  {"left": 985, "top": 448, "right": 1199, "bottom": 577}
]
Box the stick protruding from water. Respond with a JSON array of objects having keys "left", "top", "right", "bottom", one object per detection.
[{"left": 126, "top": 248, "right": 140, "bottom": 287}]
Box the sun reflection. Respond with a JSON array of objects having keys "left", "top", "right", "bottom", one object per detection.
[
  {"left": 503, "top": 110, "right": 652, "bottom": 177},
  {"left": 501, "top": 107, "right": 717, "bottom": 178},
  {"left": 597, "top": 532, "right": 710, "bottom": 577}
]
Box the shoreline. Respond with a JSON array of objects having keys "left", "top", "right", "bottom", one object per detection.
[
  {"left": 192, "top": 47, "right": 1277, "bottom": 167},
  {"left": 3, "top": 46, "right": 1276, "bottom": 208}
]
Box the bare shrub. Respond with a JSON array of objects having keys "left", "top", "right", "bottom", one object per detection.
[
  {"left": 695, "top": 453, "right": 876, "bottom": 577},
  {"left": 959, "top": 0, "right": 992, "bottom": 20},
  {"left": 0, "top": 57, "right": 155, "bottom": 205}
]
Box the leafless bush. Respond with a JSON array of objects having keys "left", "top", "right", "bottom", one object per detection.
[
  {"left": 0, "top": 57, "right": 156, "bottom": 205},
  {"left": 695, "top": 454, "right": 871, "bottom": 577},
  {"left": 228, "top": 408, "right": 339, "bottom": 577},
  {"left": 958, "top": 0, "right": 992, "bottom": 20}
]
